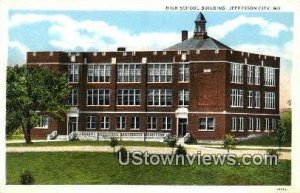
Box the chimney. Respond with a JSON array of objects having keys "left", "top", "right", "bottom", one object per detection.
[
  {"left": 182, "top": 30, "right": 188, "bottom": 41},
  {"left": 117, "top": 47, "right": 126, "bottom": 51}
]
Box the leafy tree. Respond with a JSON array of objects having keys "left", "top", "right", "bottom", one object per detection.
[
  {"left": 6, "top": 65, "right": 71, "bottom": 144},
  {"left": 223, "top": 134, "right": 237, "bottom": 153},
  {"left": 109, "top": 137, "right": 118, "bottom": 155},
  {"left": 275, "top": 110, "right": 291, "bottom": 149},
  {"left": 167, "top": 137, "right": 177, "bottom": 154}
]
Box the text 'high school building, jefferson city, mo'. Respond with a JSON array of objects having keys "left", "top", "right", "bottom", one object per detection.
[{"left": 27, "top": 12, "right": 280, "bottom": 142}]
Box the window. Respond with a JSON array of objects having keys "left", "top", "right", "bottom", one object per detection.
[
  {"left": 147, "top": 117, "right": 157, "bottom": 130},
  {"left": 247, "top": 65, "right": 254, "bottom": 85},
  {"left": 148, "top": 64, "right": 172, "bottom": 82},
  {"left": 37, "top": 116, "right": 49, "bottom": 128},
  {"left": 264, "top": 67, "right": 275, "bottom": 86},
  {"left": 68, "top": 64, "right": 79, "bottom": 83},
  {"left": 179, "top": 89, "right": 189, "bottom": 106},
  {"left": 255, "top": 91, "right": 261, "bottom": 108},
  {"left": 163, "top": 117, "right": 172, "bottom": 130},
  {"left": 147, "top": 89, "right": 172, "bottom": 106},
  {"left": 131, "top": 117, "right": 140, "bottom": 130},
  {"left": 231, "top": 117, "right": 244, "bottom": 131},
  {"left": 100, "top": 116, "right": 109, "bottom": 129},
  {"left": 265, "top": 118, "right": 270, "bottom": 131},
  {"left": 255, "top": 118, "right": 261, "bottom": 131},
  {"left": 199, "top": 117, "right": 215, "bottom": 131},
  {"left": 117, "top": 116, "right": 126, "bottom": 130},
  {"left": 87, "top": 89, "right": 110, "bottom": 105},
  {"left": 88, "top": 64, "right": 111, "bottom": 82},
  {"left": 271, "top": 118, "right": 277, "bottom": 131},
  {"left": 68, "top": 89, "right": 78, "bottom": 106},
  {"left": 255, "top": 66, "right": 260, "bottom": 85},
  {"left": 247, "top": 91, "right": 253, "bottom": 108},
  {"left": 248, "top": 117, "right": 254, "bottom": 131},
  {"left": 230, "top": 63, "right": 244, "bottom": 83},
  {"left": 117, "top": 64, "right": 141, "bottom": 82},
  {"left": 264, "top": 92, "right": 276, "bottom": 109},
  {"left": 179, "top": 63, "right": 189, "bottom": 82},
  {"left": 230, "top": 89, "right": 244, "bottom": 107},
  {"left": 86, "top": 116, "right": 96, "bottom": 129},
  {"left": 117, "top": 89, "right": 141, "bottom": 106}
]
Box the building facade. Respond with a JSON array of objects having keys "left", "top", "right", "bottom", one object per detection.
[{"left": 27, "top": 13, "right": 280, "bottom": 141}]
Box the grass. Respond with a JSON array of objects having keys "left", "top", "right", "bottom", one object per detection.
[
  {"left": 6, "top": 152, "right": 291, "bottom": 185},
  {"left": 6, "top": 135, "right": 25, "bottom": 141},
  {"left": 6, "top": 140, "right": 168, "bottom": 147},
  {"left": 237, "top": 135, "right": 291, "bottom": 147}
]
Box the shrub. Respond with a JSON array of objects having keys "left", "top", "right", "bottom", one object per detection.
[
  {"left": 223, "top": 134, "right": 237, "bottom": 153},
  {"left": 266, "top": 149, "right": 280, "bottom": 165},
  {"left": 175, "top": 144, "right": 187, "bottom": 156},
  {"left": 109, "top": 137, "right": 118, "bottom": 155},
  {"left": 20, "top": 170, "right": 35, "bottom": 185},
  {"left": 118, "top": 146, "right": 128, "bottom": 162},
  {"left": 167, "top": 137, "right": 177, "bottom": 154}
]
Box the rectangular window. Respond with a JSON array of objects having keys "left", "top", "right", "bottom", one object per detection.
[
  {"left": 247, "top": 91, "right": 253, "bottom": 108},
  {"left": 147, "top": 89, "right": 172, "bottom": 106},
  {"left": 265, "top": 118, "right": 270, "bottom": 131},
  {"left": 238, "top": 117, "right": 244, "bottom": 131},
  {"left": 117, "top": 116, "right": 126, "bottom": 130},
  {"left": 264, "top": 92, "right": 276, "bottom": 109},
  {"left": 68, "top": 89, "right": 78, "bottom": 106},
  {"left": 148, "top": 64, "right": 172, "bottom": 82},
  {"left": 68, "top": 64, "right": 79, "bottom": 83},
  {"left": 87, "top": 64, "right": 111, "bottom": 82},
  {"left": 86, "top": 116, "right": 96, "bottom": 129},
  {"left": 87, "top": 89, "right": 110, "bottom": 106},
  {"left": 255, "top": 66, "right": 260, "bottom": 85},
  {"left": 231, "top": 117, "right": 244, "bottom": 131},
  {"left": 231, "top": 117, "right": 237, "bottom": 131},
  {"left": 37, "top": 116, "right": 49, "bottom": 128},
  {"left": 100, "top": 116, "right": 109, "bottom": 129},
  {"left": 248, "top": 117, "right": 254, "bottom": 131},
  {"left": 247, "top": 65, "right": 254, "bottom": 85},
  {"left": 199, "top": 117, "right": 215, "bottom": 131},
  {"left": 163, "top": 117, "right": 172, "bottom": 130},
  {"left": 271, "top": 118, "right": 277, "bottom": 131},
  {"left": 131, "top": 117, "right": 140, "bottom": 130},
  {"left": 179, "top": 89, "right": 189, "bottom": 106},
  {"left": 179, "top": 63, "right": 189, "bottom": 82},
  {"left": 117, "top": 89, "right": 141, "bottom": 106},
  {"left": 264, "top": 67, "right": 275, "bottom": 86},
  {"left": 147, "top": 117, "right": 157, "bottom": 130},
  {"left": 117, "top": 64, "right": 141, "bottom": 82},
  {"left": 255, "top": 118, "right": 261, "bottom": 131},
  {"left": 230, "top": 63, "right": 244, "bottom": 83},
  {"left": 255, "top": 91, "right": 261, "bottom": 108},
  {"left": 230, "top": 89, "right": 244, "bottom": 107}
]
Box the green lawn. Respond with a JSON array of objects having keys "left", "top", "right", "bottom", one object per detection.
[
  {"left": 6, "top": 152, "right": 291, "bottom": 185},
  {"left": 6, "top": 140, "right": 168, "bottom": 147},
  {"left": 237, "top": 135, "right": 291, "bottom": 147}
]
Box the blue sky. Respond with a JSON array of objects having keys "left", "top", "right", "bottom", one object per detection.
[{"left": 8, "top": 10, "right": 293, "bottom": 107}]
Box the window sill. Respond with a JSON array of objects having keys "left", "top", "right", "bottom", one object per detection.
[
  {"left": 100, "top": 128, "right": 110, "bottom": 130},
  {"left": 264, "top": 108, "right": 276, "bottom": 110},
  {"left": 86, "top": 128, "right": 96, "bottom": 130},
  {"left": 87, "top": 82, "right": 111, "bottom": 84},
  {"left": 116, "top": 129, "right": 126, "bottom": 130},
  {"left": 198, "top": 129, "right": 215, "bottom": 132},
  {"left": 117, "top": 82, "right": 141, "bottom": 83},
  {"left": 147, "top": 105, "right": 172, "bottom": 107},
  {"left": 230, "top": 106, "right": 244, "bottom": 108},
  {"left": 147, "top": 129, "right": 157, "bottom": 131},
  {"left": 238, "top": 130, "right": 244, "bottom": 132},
  {"left": 86, "top": 105, "right": 110, "bottom": 107},
  {"left": 117, "top": 105, "right": 141, "bottom": 107},
  {"left": 130, "top": 128, "right": 140, "bottom": 131},
  {"left": 230, "top": 130, "right": 237, "bottom": 132},
  {"left": 34, "top": 127, "right": 48, "bottom": 129}
]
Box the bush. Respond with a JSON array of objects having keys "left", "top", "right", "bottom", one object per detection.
[
  {"left": 167, "top": 137, "right": 177, "bottom": 154},
  {"left": 175, "top": 144, "right": 187, "bottom": 156},
  {"left": 20, "top": 170, "right": 35, "bottom": 185},
  {"left": 223, "top": 134, "right": 237, "bottom": 153},
  {"left": 109, "top": 137, "right": 118, "bottom": 155},
  {"left": 118, "top": 146, "right": 128, "bottom": 162},
  {"left": 266, "top": 149, "right": 279, "bottom": 165}
]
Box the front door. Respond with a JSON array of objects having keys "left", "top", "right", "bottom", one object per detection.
[
  {"left": 178, "top": 118, "right": 187, "bottom": 137},
  {"left": 68, "top": 117, "right": 78, "bottom": 134}
]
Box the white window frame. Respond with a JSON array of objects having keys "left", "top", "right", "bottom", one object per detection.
[
  {"left": 117, "top": 89, "right": 141, "bottom": 106},
  {"left": 87, "top": 89, "right": 110, "bottom": 106},
  {"left": 247, "top": 91, "right": 253, "bottom": 108},
  {"left": 36, "top": 116, "right": 49, "bottom": 129},
  {"left": 148, "top": 63, "right": 172, "bottom": 83},
  {"left": 254, "top": 66, "right": 260, "bottom": 85},
  {"left": 264, "top": 92, "right": 276, "bottom": 109},
  {"left": 265, "top": 118, "right": 270, "bottom": 132},
  {"left": 238, "top": 117, "right": 244, "bottom": 132},
  {"left": 247, "top": 65, "right": 254, "bottom": 85},
  {"left": 255, "top": 91, "right": 261, "bottom": 108},
  {"left": 230, "top": 89, "right": 244, "bottom": 107},
  {"left": 230, "top": 63, "right": 244, "bottom": 84},
  {"left": 248, "top": 117, "right": 254, "bottom": 131},
  {"left": 264, "top": 67, "right": 275, "bottom": 86},
  {"left": 147, "top": 117, "right": 157, "bottom": 130},
  {"left": 147, "top": 89, "right": 172, "bottom": 106},
  {"left": 131, "top": 117, "right": 140, "bottom": 130},
  {"left": 117, "top": 64, "right": 141, "bottom": 82},
  {"left": 100, "top": 116, "right": 110, "bottom": 130},
  {"left": 255, "top": 118, "right": 261, "bottom": 131},
  {"left": 86, "top": 116, "right": 96, "bottom": 129},
  {"left": 117, "top": 116, "right": 126, "bottom": 130},
  {"left": 179, "top": 63, "right": 189, "bottom": 82},
  {"left": 179, "top": 89, "right": 189, "bottom": 106},
  {"left": 231, "top": 117, "right": 237, "bottom": 131},
  {"left": 199, "top": 117, "right": 215, "bottom": 131},
  {"left": 162, "top": 117, "right": 172, "bottom": 130},
  {"left": 68, "top": 89, "right": 78, "bottom": 106},
  {"left": 68, "top": 64, "right": 79, "bottom": 83},
  {"left": 87, "top": 64, "right": 111, "bottom": 83}
]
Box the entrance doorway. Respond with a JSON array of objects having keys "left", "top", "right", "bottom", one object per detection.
[
  {"left": 68, "top": 117, "right": 78, "bottom": 134},
  {"left": 178, "top": 118, "right": 187, "bottom": 137}
]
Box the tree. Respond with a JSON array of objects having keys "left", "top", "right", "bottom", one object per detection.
[
  {"left": 167, "top": 137, "right": 177, "bottom": 154},
  {"left": 6, "top": 65, "right": 71, "bottom": 144},
  {"left": 223, "top": 134, "right": 237, "bottom": 153},
  {"left": 275, "top": 110, "right": 291, "bottom": 149},
  {"left": 175, "top": 144, "right": 187, "bottom": 156},
  {"left": 109, "top": 137, "right": 118, "bottom": 155}
]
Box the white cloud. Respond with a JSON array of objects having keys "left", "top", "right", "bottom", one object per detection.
[
  {"left": 8, "top": 40, "right": 29, "bottom": 60},
  {"left": 208, "top": 15, "right": 289, "bottom": 39}
]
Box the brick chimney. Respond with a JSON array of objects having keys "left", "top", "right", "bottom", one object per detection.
[{"left": 182, "top": 30, "right": 188, "bottom": 41}]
